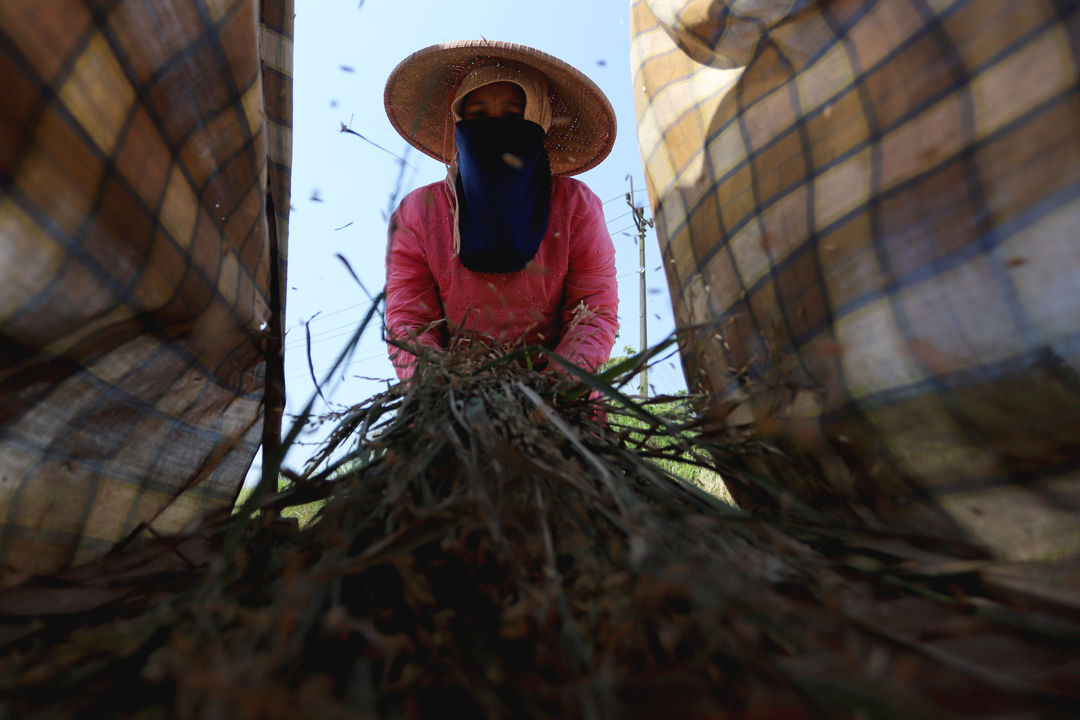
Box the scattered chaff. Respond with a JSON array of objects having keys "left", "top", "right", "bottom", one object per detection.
[{"left": 2, "top": 340, "right": 1079, "bottom": 719}]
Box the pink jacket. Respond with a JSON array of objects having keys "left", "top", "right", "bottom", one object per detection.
[{"left": 385, "top": 175, "right": 619, "bottom": 379}]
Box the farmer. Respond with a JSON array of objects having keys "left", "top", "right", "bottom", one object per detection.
[{"left": 382, "top": 40, "right": 619, "bottom": 380}]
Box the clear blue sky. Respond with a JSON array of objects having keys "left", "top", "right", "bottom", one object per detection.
[{"left": 263, "top": 0, "right": 684, "bottom": 476}]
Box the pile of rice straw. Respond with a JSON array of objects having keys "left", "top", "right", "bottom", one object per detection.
[{"left": 2, "top": 346, "right": 1078, "bottom": 719}]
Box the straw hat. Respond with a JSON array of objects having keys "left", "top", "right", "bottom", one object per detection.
[{"left": 384, "top": 40, "right": 616, "bottom": 176}]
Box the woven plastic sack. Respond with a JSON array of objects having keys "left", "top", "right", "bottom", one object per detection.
[
  {"left": 0, "top": 0, "right": 293, "bottom": 580},
  {"left": 631, "top": 0, "right": 1080, "bottom": 559}
]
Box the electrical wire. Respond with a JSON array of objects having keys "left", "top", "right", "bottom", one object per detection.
[{"left": 284, "top": 347, "right": 389, "bottom": 383}]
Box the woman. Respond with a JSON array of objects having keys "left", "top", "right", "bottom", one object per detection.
[{"left": 382, "top": 40, "right": 619, "bottom": 379}]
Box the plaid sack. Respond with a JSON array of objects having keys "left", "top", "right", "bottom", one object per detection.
[
  {"left": 631, "top": 0, "right": 1080, "bottom": 559},
  {"left": 0, "top": 0, "right": 292, "bottom": 579}
]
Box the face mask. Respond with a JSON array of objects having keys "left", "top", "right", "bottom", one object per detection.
[{"left": 453, "top": 117, "right": 552, "bottom": 274}]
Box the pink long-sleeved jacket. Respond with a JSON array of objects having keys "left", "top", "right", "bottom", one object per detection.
[{"left": 385, "top": 175, "right": 619, "bottom": 379}]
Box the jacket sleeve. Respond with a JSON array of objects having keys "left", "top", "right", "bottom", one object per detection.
[
  {"left": 384, "top": 196, "right": 444, "bottom": 380},
  {"left": 554, "top": 185, "right": 620, "bottom": 372}
]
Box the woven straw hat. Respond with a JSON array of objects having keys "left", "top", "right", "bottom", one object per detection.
[{"left": 384, "top": 40, "right": 616, "bottom": 176}]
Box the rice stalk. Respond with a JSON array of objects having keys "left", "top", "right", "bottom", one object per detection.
[{"left": 1, "top": 337, "right": 1078, "bottom": 719}]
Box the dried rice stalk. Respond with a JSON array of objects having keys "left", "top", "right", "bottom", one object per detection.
[{"left": 1, "top": 343, "right": 1078, "bottom": 719}]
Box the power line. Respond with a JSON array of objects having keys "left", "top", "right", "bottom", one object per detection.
[
  {"left": 603, "top": 187, "right": 648, "bottom": 205},
  {"left": 284, "top": 298, "right": 376, "bottom": 334},
  {"left": 284, "top": 325, "right": 375, "bottom": 352},
  {"left": 284, "top": 312, "right": 386, "bottom": 349},
  {"left": 284, "top": 348, "right": 389, "bottom": 383}
]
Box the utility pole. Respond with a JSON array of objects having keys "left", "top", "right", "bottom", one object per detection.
[{"left": 626, "top": 177, "right": 654, "bottom": 398}]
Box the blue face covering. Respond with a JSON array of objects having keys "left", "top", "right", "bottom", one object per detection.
[{"left": 454, "top": 117, "right": 552, "bottom": 274}]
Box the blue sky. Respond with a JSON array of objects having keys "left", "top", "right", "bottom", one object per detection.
[{"left": 268, "top": 0, "right": 684, "bottom": 474}]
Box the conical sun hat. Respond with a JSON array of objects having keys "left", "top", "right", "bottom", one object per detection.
[{"left": 384, "top": 40, "right": 616, "bottom": 176}]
